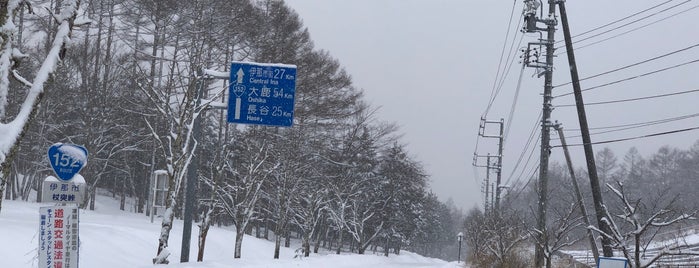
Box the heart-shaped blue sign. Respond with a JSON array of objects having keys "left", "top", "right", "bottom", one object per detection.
[{"left": 48, "top": 143, "right": 88, "bottom": 181}]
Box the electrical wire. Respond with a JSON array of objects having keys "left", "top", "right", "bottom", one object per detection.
[
  {"left": 553, "top": 58, "right": 699, "bottom": 98},
  {"left": 494, "top": 23, "right": 525, "bottom": 105},
  {"left": 558, "top": 4, "right": 699, "bottom": 57},
  {"left": 554, "top": 0, "right": 676, "bottom": 45},
  {"left": 509, "top": 135, "right": 540, "bottom": 192},
  {"left": 476, "top": 2, "right": 526, "bottom": 201},
  {"left": 562, "top": 112, "right": 699, "bottom": 139},
  {"left": 554, "top": 0, "right": 693, "bottom": 50},
  {"left": 552, "top": 126, "right": 699, "bottom": 148},
  {"left": 484, "top": 0, "right": 520, "bottom": 117},
  {"left": 502, "top": 0, "right": 698, "bottom": 204},
  {"left": 508, "top": 162, "right": 540, "bottom": 203},
  {"left": 476, "top": 0, "right": 520, "bottom": 170},
  {"left": 504, "top": 111, "right": 541, "bottom": 187},
  {"left": 554, "top": 42, "right": 699, "bottom": 89},
  {"left": 504, "top": 62, "right": 527, "bottom": 143},
  {"left": 564, "top": 112, "right": 699, "bottom": 132},
  {"left": 555, "top": 88, "right": 699, "bottom": 107}
]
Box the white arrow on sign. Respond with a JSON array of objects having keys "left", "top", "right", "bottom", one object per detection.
[{"left": 236, "top": 68, "right": 245, "bottom": 84}]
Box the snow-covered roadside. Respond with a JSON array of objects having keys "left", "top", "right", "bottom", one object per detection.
[{"left": 0, "top": 196, "right": 465, "bottom": 268}]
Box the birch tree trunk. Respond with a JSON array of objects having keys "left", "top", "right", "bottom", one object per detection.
[{"left": 234, "top": 226, "right": 245, "bottom": 259}]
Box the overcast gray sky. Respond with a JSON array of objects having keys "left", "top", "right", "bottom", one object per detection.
[{"left": 284, "top": 0, "right": 699, "bottom": 210}]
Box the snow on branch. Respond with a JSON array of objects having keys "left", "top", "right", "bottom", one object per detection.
[
  {"left": 0, "top": 0, "right": 80, "bottom": 161},
  {"left": 11, "top": 70, "right": 31, "bottom": 87},
  {"left": 650, "top": 212, "right": 697, "bottom": 228},
  {"left": 590, "top": 181, "right": 699, "bottom": 267}
]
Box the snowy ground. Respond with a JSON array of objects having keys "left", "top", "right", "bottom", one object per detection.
[{"left": 0, "top": 196, "right": 465, "bottom": 268}]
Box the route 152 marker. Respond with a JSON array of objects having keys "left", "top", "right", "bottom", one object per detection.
[{"left": 48, "top": 143, "right": 88, "bottom": 181}]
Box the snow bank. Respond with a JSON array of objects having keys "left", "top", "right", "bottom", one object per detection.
[{"left": 0, "top": 197, "right": 465, "bottom": 268}]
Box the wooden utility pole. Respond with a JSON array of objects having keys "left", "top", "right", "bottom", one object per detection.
[
  {"left": 558, "top": 1, "right": 614, "bottom": 258},
  {"left": 555, "top": 124, "right": 599, "bottom": 262}
]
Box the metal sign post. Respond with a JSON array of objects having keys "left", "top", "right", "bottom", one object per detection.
[
  {"left": 179, "top": 62, "right": 297, "bottom": 262},
  {"left": 39, "top": 143, "right": 88, "bottom": 268}
]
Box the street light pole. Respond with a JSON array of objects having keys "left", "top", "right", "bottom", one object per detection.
[{"left": 457, "top": 232, "right": 464, "bottom": 263}]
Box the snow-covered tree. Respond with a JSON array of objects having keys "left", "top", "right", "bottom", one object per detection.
[
  {"left": 597, "top": 147, "right": 619, "bottom": 187},
  {"left": 124, "top": 0, "right": 264, "bottom": 262},
  {"left": 140, "top": 71, "right": 208, "bottom": 263},
  {"left": 591, "top": 181, "right": 698, "bottom": 268},
  {"left": 216, "top": 127, "right": 273, "bottom": 259},
  {"left": 376, "top": 143, "right": 427, "bottom": 256},
  {"left": 322, "top": 107, "right": 397, "bottom": 254},
  {"left": 619, "top": 147, "right": 648, "bottom": 200},
  {"left": 529, "top": 203, "right": 584, "bottom": 268},
  {"left": 411, "top": 193, "right": 462, "bottom": 260},
  {"left": 264, "top": 130, "right": 303, "bottom": 259},
  {"left": 291, "top": 175, "right": 327, "bottom": 257},
  {"left": 0, "top": 0, "right": 82, "bottom": 213}
]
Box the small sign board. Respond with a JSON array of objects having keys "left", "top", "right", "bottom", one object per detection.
[
  {"left": 42, "top": 175, "right": 86, "bottom": 204},
  {"left": 39, "top": 206, "right": 79, "bottom": 268},
  {"left": 227, "top": 61, "right": 297, "bottom": 127},
  {"left": 150, "top": 170, "right": 169, "bottom": 223},
  {"left": 48, "top": 143, "right": 88, "bottom": 181},
  {"left": 598, "top": 257, "right": 628, "bottom": 268}
]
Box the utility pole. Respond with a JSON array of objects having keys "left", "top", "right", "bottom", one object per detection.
[
  {"left": 494, "top": 119, "right": 504, "bottom": 214},
  {"left": 558, "top": 1, "right": 614, "bottom": 258},
  {"left": 485, "top": 155, "right": 491, "bottom": 215},
  {"left": 555, "top": 124, "right": 599, "bottom": 262},
  {"left": 474, "top": 154, "right": 493, "bottom": 215},
  {"left": 181, "top": 72, "right": 207, "bottom": 262},
  {"left": 474, "top": 118, "right": 505, "bottom": 215},
  {"left": 522, "top": 0, "right": 556, "bottom": 266}
]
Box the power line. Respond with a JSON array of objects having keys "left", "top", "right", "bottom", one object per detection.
[
  {"left": 555, "top": 88, "right": 699, "bottom": 107},
  {"left": 554, "top": 0, "right": 692, "bottom": 50},
  {"left": 552, "top": 126, "right": 699, "bottom": 148},
  {"left": 507, "top": 162, "right": 540, "bottom": 203},
  {"left": 486, "top": 17, "right": 524, "bottom": 119},
  {"left": 504, "top": 61, "right": 527, "bottom": 144},
  {"left": 477, "top": 1, "right": 521, "bottom": 177},
  {"left": 510, "top": 134, "right": 540, "bottom": 188},
  {"left": 558, "top": 3, "right": 699, "bottom": 54},
  {"left": 493, "top": 30, "right": 525, "bottom": 107},
  {"left": 484, "top": 0, "right": 520, "bottom": 116},
  {"left": 504, "top": 111, "right": 541, "bottom": 187},
  {"left": 554, "top": 42, "right": 699, "bottom": 89},
  {"left": 563, "top": 112, "right": 699, "bottom": 138},
  {"left": 553, "top": 58, "right": 699, "bottom": 98},
  {"left": 554, "top": 0, "right": 676, "bottom": 44},
  {"left": 564, "top": 112, "right": 699, "bottom": 132}
]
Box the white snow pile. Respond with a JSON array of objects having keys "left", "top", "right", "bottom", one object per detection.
[{"left": 0, "top": 196, "right": 464, "bottom": 268}]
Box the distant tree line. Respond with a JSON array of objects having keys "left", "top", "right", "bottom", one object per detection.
[
  {"left": 0, "top": 0, "right": 467, "bottom": 263},
  {"left": 463, "top": 142, "right": 699, "bottom": 267}
]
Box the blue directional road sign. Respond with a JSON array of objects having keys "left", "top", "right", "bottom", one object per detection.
[
  {"left": 227, "top": 61, "right": 297, "bottom": 127},
  {"left": 48, "top": 143, "right": 88, "bottom": 181}
]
